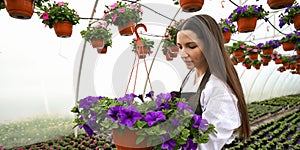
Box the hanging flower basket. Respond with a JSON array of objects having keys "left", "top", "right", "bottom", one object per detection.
[
  {"left": 274, "top": 58, "right": 282, "bottom": 64},
  {"left": 136, "top": 46, "right": 149, "bottom": 59},
  {"left": 97, "top": 46, "right": 108, "bottom": 54},
  {"left": 233, "top": 49, "right": 244, "bottom": 57},
  {"left": 293, "top": 13, "right": 300, "bottom": 30},
  {"left": 290, "top": 63, "right": 297, "bottom": 70},
  {"left": 262, "top": 48, "right": 274, "bottom": 55},
  {"left": 237, "top": 17, "right": 258, "bottom": 33},
  {"left": 179, "top": 0, "right": 204, "bottom": 12},
  {"left": 53, "top": 21, "right": 73, "bottom": 38},
  {"left": 223, "top": 31, "right": 232, "bottom": 43},
  {"left": 4, "top": 0, "right": 34, "bottom": 19},
  {"left": 91, "top": 39, "right": 104, "bottom": 49},
  {"left": 248, "top": 53, "right": 259, "bottom": 60},
  {"left": 166, "top": 51, "right": 173, "bottom": 61},
  {"left": 112, "top": 128, "right": 153, "bottom": 150},
  {"left": 167, "top": 46, "right": 179, "bottom": 58},
  {"left": 267, "top": 0, "right": 295, "bottom": 9},
  {"left": 237, "top": 57, "right": 245, "bottom": 63},
  {"left": 131, "top": 37, "right": 154, "bottom": 59},
  {"left": 282, "top": 42, "right": 295, "bottom": 51},
  {"left": 118, "top": 21, "right": 136, "bottom": 36}
]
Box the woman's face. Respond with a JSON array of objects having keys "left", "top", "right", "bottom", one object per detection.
[{"left": 176, "top": 30, "right": 207, "bottom": 70}]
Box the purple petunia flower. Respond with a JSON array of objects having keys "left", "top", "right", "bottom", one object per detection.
[
  {"left": 279, "top": 18, "right": 284, "bottom": 28},
  {"left": 144, "top": 110, "right": 166, "bottom": 126},
  {"left": 156, "top": 93, "right": 172, "bottom": 102},
  {"left": 192, "top": 114, "right": 208, "bottom": 131},
  {"left": 266, "top": 134, "right": 272, "bottom": 139},
  {"left": 241, "top": 6, "right": 247, "bottom": 13},
  {"left": 79, "top": 96, "right": 103, "bottom": 109},
  {"left": 107, "top": 106, "right": 122, "bottom": 122},
  {"left": 177, "top": 102, "right": 193, "bottom": 114},
  {"left": 161, "top": 139, "right": 177, "bottom": 150},
  {"left": 118, "top": 93, "right": 137, "bottom": 104},
  {"left": 182, "top": 138, "right": 198, "bottom": 150},
  {"left": 118, "top": 105, "right": 143, "bottom": 128},
  {"left": 145, "top": 91, "right": 154, "bottom": 99},
  {"left": 79, "top": 124, "right": 94, "bottom": 136},
  {"left": 223, "top": 27, "right": 229, "bottom": 32},
  {"left": 288, "top": 136, "right": 292, "bottom": 141},
  {"left": 155, "top": 93, "right": 172, "bottom": 110}
]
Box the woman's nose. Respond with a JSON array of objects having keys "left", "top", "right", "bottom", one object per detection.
[{"left": 180, "top": 48, "right": 188, "bottom": 57}]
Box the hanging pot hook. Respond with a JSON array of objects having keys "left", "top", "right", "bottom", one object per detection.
[{"left": 134, "top": 23, "right": 147, "bottom": 40}]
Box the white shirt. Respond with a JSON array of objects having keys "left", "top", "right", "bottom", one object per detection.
[{"left": 181, "top": 69, "right": 241, "bottom": 150}]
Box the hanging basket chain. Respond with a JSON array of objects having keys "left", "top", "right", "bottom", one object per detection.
[
  {"left": 143, "top": 58, "right": 153, "bottom": 91},
  {"left": 125, "top": 54, "right": 137, "bottom": 95}
]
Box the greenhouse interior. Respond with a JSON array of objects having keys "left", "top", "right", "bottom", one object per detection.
[{"left": 0, "top": 0, "right": 300, "bottom": 149}]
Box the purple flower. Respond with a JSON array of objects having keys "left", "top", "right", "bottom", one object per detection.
[
  {"left": 177, "top": 102, "right": 193, "bottom": 114},
  {"left": 192, "top": 114, "right": 208, "bottom": 131},
  {"left": 161, "top": 139, "right": 177, "bottom": 150},
  {"left": 79, "top": 96, "right": 103, "bottom": 109},
  {"left": 241, "top": 5, "right": 247, "bottom": 13},
  {"left": 223, "top": 27, "right": 229, "bottom": 32},
  {"left": 288, "top": 136, "right": 292, "bottom": 141},
  {"left": 118, "top": 93, "right": 137, "bottom": 104},
  {"left": 254, "top": 6, "right": 258, "bottom": 12},
  {"left": 279, "top": 18, "right": 284, "bottom": 28},
  {"left": 107, "top": 106, "right": 122, "bottom": 121},
  {"left": 144, "top": 110, "right": 166, "bottom": 126},
  {"left": 182, "top": 138, "right": 198, "bottom": 150},
  {"left": 266, "top": 134, "right": 272, "bottom": 139},
  {"left": 297, "top": 140, "right": 300, "bottom": 144},
  {"left": 257, "top": 43, "right": 263, "bottom": 48},
  {"left": 264, "top": 17, "right": 268, "bottom": 22},
  {"left": 145, "top": 91, "right": 154, "bottom": 99},
  {"left": 155, "top": 93, "right": 171, "bottom": 110},
  {"left": 79, "top": 124, "right": 94, "bottom": 136},
  {"left": 118, "top": 105, "right": 143, "bottom": 128}
]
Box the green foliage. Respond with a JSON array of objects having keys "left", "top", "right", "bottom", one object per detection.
[
  {"left": 278, "top": 1, "right": 300, "bottom": 28},
  {"left": 242, "top": 58, "right": 252, "bottom": 64},
  {"left": 252, "top": 59, "right": 262, "bottom": 65},
  {"left": 279, "top": 31, "right": 300, "bottom": 43},
  {"left": 172, "top": 0, "right": 179, "bottom": 5},
  {"left": 0, "top": 0, "right": 5, "bottom": 10},
  {"left": 35, "top": 2, "right": 80, "bottom": 28},
  {"left": 228, "top": 41, "right": 247, "bottom": 52},
  {"left": 130, "top": 37, "right": 155, "bottom": 55},
  {"left": 281, "top": 55, "right": 290, "bottom": 63},
  {"left": 103, "top": 1, "right": 142, "bottom": 26},
  {"left": 219, "top": 18, "right": 237, "bottom": 33},
  {"left": 80, "top": 23, "right": 112, "bottom": 47},
  {"left": 229, "top": 5, "right": 269, "bottom": 22}
]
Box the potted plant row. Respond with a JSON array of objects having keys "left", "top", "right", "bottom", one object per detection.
[
  {"left": 278, "top": 2, "right": 300, "bottom": 30},
  {"left": 279, "top": 30, "right": 300, "bottom": 51},
  {"left": 257, "top": 39, "right": 281, "bottom": 55}
]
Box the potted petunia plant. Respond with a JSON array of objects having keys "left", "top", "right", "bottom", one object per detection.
[
  {"left": 229, "top": 5, "right": 269, "bottom": 32},
  {"left": 271, "top": 51, "right": 283, "bottom": 64},
  {"left": 279, "top": 30, "right": 300, "bottom": 51},
  {"left": 80, "top": 21, "right": 112, "bottom": 54},
  {"left": 242, "top": 58, "right": 253, "bottom": 69},
  {"left": 72, "top": 92, "right": 216, "bottom": 150},
  {"left": 130, "top": 37, "right": 154, "bottom": 59},
  {"left": 252, "top": 59, "right": 262, "bottom": 70},
  {"left": 229, "top": 41, "right": 248, "bottom": 58},
  {"left": 245, "top": 46, "right": 260, "bottom": 60},
  {"left": 36, "top": 1, "right": 80, "bottom": 38},
  {"left": 257, "top": 39, "right": 281, "bottom": 55},
  {"left": 172, "top": 0, "right": 205, "bottom": 12},
  {"left": 103, "top": 1, "right": 143, "bottom": 36},
  {"left": 278, "top": 2, "right": 300, "bottom": 30},
  {"left": 219, "top": 18, "right": 237, "bottom": 43},
  {"left": 162, "top": 19, "right": 184, "bottom": 59}
]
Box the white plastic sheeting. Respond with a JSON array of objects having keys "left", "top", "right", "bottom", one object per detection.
[{"left": 0, "top": 0, "right": 300, "bottom": 123}]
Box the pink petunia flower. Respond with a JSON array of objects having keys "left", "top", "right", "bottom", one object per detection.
[
  {"left": 246, "top": 47, "right": 252, "bottom": 51},
  {"left": 110, "top": 3, "right": 118, "bottom": 9},
  {"left": 42, "top": 12, "right": 49, "bottom": 20},
  {"left": 253, "top": 49, "right": 258, "bottom": 52},
  {"left": 240, "top": 44, "right": 245, "bottom": 48},
  {"left": 57, "top": 2, "right": 64, "bottom": 6},
  {"left": 118, "top": 8, "right": 125, "bottom": 13},
  {"left": 271, "top": 55, "right": 275, "bottom": 60},
  {"left": 112, "top": 14, "right": 117, "bottom": 22},
  {"left": 102, "top": 13, "right": 108, "bottom": 19}
]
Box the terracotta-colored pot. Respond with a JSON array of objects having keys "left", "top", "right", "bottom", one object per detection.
[
  {"left": 167, "top": 46, "right": 179, "bottom": 58},
  {"left": 297, "top": 58, "right": 300, "bottom": 64},
  {"left": 166, "top": 51, "right": 173, "bottom": 61},
  {"left": 53, "top": 21, "right": 73, "bottom": 38},
  {"left": 297, "top": 50, "right": 300, "bottom": 56},
  {"left": 283, "top": 62, "right": 290, "bottom": 67},
  {"left": 136, "top": 46, "right": 148, "bottom": 59},
  {"left": 91, "top": 39, "right": 104, "bottom": 49},
  {"left": 233, "top": 49, "right": 244, "bottom": 58},
  {"left": 223, "top": 31, "right": 232, "bottom": 43},
  {"left": 237, "top": 57, "right": 245, "bottom": 63},
  {"left": 248, "top": 53, "right": 258, "bottom": 60},
  {"left": 254, "top": 65, "right": 261, "bottom": 70},
  {"left": 267, "top": 0, "right": 294, "bottom": 9},
  {"left": 262, "top": 57, "right": 271, "bottom": 63},
  {"left": 293, "top": 13, "right": 300, "bottom": 30},
  {"left": 290, "top": 63, "right": 296, "bottom": 70},
  {"left": 97, "top": 46, "right": 107, "bottom": 54},
  {"left": 237, "top": 17, "right": 258, "bottom": 33},
  {"left": 232, "top": 61, "right": 238, "bottom": 65},
  {"left": 274, "top": 59, "right": 282, "bottom": 64},
  {"left": 4, "top": 0, "right": 34, "bottom": 19},
  {"left": 118, "top": 21, "right": 136, "bottom": 36},
  {"left": 244, "top": 64, "right": 251, "bottom": 69},
  {"left": 262, "top": 48, "right": 274, "bottom": 55},
  {"left": 282, "top": 42, "right": 295, "bottom": 51},
  {"left": 112, "top": 129, "right": 153, "bottom": 150},
  {"left": 180, "top": 0, "right": 204, "bottom": 12},
  {"left": 263, "top": 62, "right": 269, "bottom": 66}
]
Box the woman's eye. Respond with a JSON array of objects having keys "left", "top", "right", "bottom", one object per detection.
[{"left": 189, "top": 45, "right": 197, "bottom": 49}]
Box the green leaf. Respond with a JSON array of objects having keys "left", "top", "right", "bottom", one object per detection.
[{"left": 136, "top": 136, "right": 145, "bottom": 145}]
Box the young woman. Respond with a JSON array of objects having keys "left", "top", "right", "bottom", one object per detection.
[{"left": 175, "top": 14, "right": 250, "bottom": 149}]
